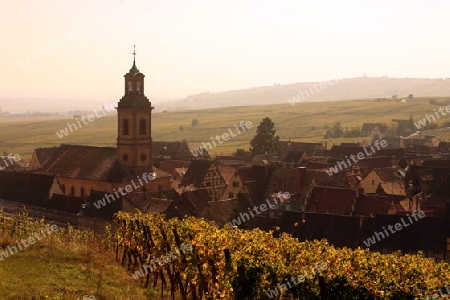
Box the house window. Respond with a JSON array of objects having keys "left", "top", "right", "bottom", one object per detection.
[
  {"left": 372, "top": 180, "right": 375, "bottom": 185},
  {"left": 61, "top": 184, "right": 65, "bottom": 193},
  {"left": 70, "top": 186, "right": 75, "bottom": 196},
  {"left": 123, "top": 119, "right": 129, "bottom": 135},
  {"left": 273, "top": 182, "right": 277, "bottom": 187},
  {"left": 229, "top": 192, "right": 234, "bottom": 198},
  {"left": 139, "top": 119, "right": 146, "bottom": 135},
  {"left": 80, "top": 187, "right": 85, "bottom": 198},
  {"left": 232, "top": 182, "right": 239, "bottom": 188},
  {"left": 140, "top": 153, "right": 147, "bottom": 162}
]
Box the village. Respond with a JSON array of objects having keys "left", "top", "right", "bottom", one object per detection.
[{"left": 1, "top": 56, "right": 450, "bottom": 265}]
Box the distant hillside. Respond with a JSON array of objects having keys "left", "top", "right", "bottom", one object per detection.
[
  {"left": 155, "top": 77, "right": 450, "bottom": 111},
  {"left": 2, "top": 97, "right": 450, "bottom": 160}
]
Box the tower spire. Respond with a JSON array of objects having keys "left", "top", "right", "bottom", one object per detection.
[{"left": 129, "top": 45, "right": 139, "bottom": 75}]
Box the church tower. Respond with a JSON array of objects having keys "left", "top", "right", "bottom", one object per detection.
[{"left": 117, "top": 46, "right": 153, "bottom": 175}]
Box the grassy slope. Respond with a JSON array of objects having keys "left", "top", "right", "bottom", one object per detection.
[
  {"left": 1, "top": 97, "right": 450, "bottom": 160},
  {"left": 0, "top": 220, "right": 164, "bottom": 300}
]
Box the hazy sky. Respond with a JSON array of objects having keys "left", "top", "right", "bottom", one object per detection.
[{"left": 1, "top": 0, "right": 449, "bottom": 109}]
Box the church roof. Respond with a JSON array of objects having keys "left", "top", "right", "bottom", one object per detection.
[
  {"left": 39, "top": 144, "right": 133, "bottom": 182},
  {"left": 117, "top": 93, "right": 152, "bottom": 108},
  {"left": 128, "top": 60, "right": 140, "bottom": 75},
  {"left": 126, "top": 45, "right": 141, "bottom": 76}
]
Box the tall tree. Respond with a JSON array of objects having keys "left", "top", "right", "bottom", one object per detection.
[{"left": 249, "top": 117, "right": 281, "bottom": 156}]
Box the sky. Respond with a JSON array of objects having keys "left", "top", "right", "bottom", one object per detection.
[{"left": 1, "top": 0, "right": 449, "bottom": 111}]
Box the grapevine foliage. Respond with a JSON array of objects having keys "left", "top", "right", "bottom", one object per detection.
[{"left": 113, "top": 212, "right": 450, "bottom": 299}]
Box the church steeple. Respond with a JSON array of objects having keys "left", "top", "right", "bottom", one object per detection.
[
  {"left": 117, "top": 46, "right": 153, "bottom": 175},
  {"left": 129, "top": 45, "right": 140, "bottom": 75}
]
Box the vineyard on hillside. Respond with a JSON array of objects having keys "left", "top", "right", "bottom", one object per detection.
[{"left": 113, "top": 212, "right": 450, "bottom": 299}]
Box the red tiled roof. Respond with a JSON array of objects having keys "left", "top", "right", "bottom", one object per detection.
[
  {"left": 354, "top": 194, "right": 407, "bottom": 216},
  {"left": 158, "top": 159, "right": 190, "bottom": 179},
  {"left": 40, "top": 144, "right": 132, "bottom": 182},
  {"left": 252, "top": 154, "right": 282, "bottom": 166},
  {"left": 280, "top": 141, "right": 325, "bottom": 158},
  {"left": 371, "top": 167, "right": 403, "bottom": 182},
  {"left": 34, "top": 147, "right": 58, "bottom": 166},
  {"left": 181, "top": 160, "right": 213, "bottom": 187},
  {"left": 306, "top": 186, "right": 356, "bottom": 215}
]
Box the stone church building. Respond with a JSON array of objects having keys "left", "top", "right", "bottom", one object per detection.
[{"left": 29, "top": 50, "right": 172, "bottom": 198}]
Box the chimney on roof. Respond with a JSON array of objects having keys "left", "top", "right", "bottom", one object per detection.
[{"left": 297, "top": 167, "right": 307, "bottom": 189}]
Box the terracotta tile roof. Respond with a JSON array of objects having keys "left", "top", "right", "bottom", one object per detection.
[
  {"left": 252, "top": 154, "right": 282, "bottom": 166},
  {"left": 153, "top": 140, "right": 208, "bottom": 160},
  {"left": 215, "top": 156, "right": 247, "bottom": 167},
  {"left": 239, "top": 165, "right": 275, "bottom": 204},
  {"left": 165, "top": 190, "right": 249, "bottom": 226},
  {"left": 165, "top": 189, "right": 210, "bottom": 219},
  {"left": 372, "top": 167, "right": 404, "bottom": 182},
  {"left": 304, "top": 169, "right": 348, "bottom": 188},
  {"left": 157, "top": 159, "right": 190, "bottom": 179},
  {"left": 354, "top": 194, "right": 408, "bottom": 216},
  {"left": 181, "top": 160, "right": 213, "bottom": 187},
  {"left": 330, "top": 145, "right": 365, "bottom": 158},
  {"left": 33, "top": 147, "right": 58, "bottom": 166},
  {"left": 284, "top": 150, "right": 306, "bottom": 164},
  {"left": 424, "top": 174, "right": 450, "bottom": 210},
  {"left": 357, "top": 156, "right": 392, "bottom": 169},
  {"left": 124, "top": 194, "right": 173, "bottom": 214},
  {"left": 204, "top": 198, "right": 242, "bottom": 226},
  {"left": 267, "top": 167, "right": 302, "bottom": 194},
  {"left": 236, "top": 166, "right": 251, "bottom": 181},
  {"left": 39, "top": 144, "right": 133, "bottom": 181},
  {"left": 182, "top": 189, "right": 211, "bottom": 213},
  {"left": 152, "top": 167, "right": 173, "bottom": 179},
  {"left": 306, "top": 185, "right": 357, "bottom": 215},
  {"left": 280, "top": 141, "right": 325, "bottom": 157}
]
